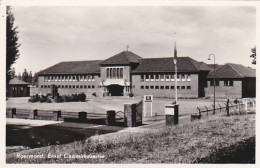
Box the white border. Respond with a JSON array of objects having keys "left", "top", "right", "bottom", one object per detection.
[{"left": 0, "top": 0, "right": 259, "bottom": 168}]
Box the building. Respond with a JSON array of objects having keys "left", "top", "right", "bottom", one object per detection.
[
  {"left": 205, "top": 63, "right": 256, "bottom": 98},
  {"left": 35, "top": 50, "right": 255, "bottom": 99},
  {"left": 8, "top": 78, "right": 30, "bottom": 97}
]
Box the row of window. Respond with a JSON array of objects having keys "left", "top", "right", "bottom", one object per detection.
[
  {"left": 40, "top": 85, "right": 96, "bottom": 89},
  {"left": 106, "top": 68, "right": 123, "bottom": 79},
  {"left": 44, "top": 75, "right": 95, "bottom": 82},
  {"left": 140, "top": 73, "right": 191, "bottom": 82},
  {"left": 140, "top": 85, "right": 191, "bottom": 90},
  {"left": 208, "top": 80, "right": 234, "bottom": 87}
]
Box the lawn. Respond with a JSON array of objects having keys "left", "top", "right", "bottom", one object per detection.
[
  {"left": 6, "top": 97, "right": 226, "bottom": 116},
  {"left": 6, "top": 113, "right": 255, "bottom": 163}
]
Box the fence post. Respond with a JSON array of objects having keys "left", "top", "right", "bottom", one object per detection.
[
  {"left": 205, "top": 106, "right": 208, "bottom": 117},
  {"left": 78, "top": 112, "right": 87, "bottom": 122},
  {"left": 218, "top": 104, "right": 221, "bottom": 113},
  {"left": 197, "top": 107, "right": 201, "bottom": 116},
  {"left": 53, "top": 110, "right": 61, "bottom": 121},
  {"left": 244, "top": 100, "right": 248, "bottom": 111},
  {"left": 106, "top": 110, "right": 115, "bottom": 126},
  {"left": 10, "top": 108, "right": 16, "bottom": 118},
  {"left": 124, "top": 103, "right": 136, "bottom": 127},
  {"left": 226, "top": 99, "right": 230, "bottom": 116}
]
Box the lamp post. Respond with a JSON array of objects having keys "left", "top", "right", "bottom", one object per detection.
[{"left": 208, "top": 54, "right": 216, "bottom": 114}]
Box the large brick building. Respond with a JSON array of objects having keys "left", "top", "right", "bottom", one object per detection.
[{"left": 35, "top": 50, "right": 256, "bottom": 99}]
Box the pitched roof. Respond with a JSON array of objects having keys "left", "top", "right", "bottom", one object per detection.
[
  {"left": 207, "top": 63, "right": 256, "bottom": 78},
  {"left": 9, "top": 78, "right": 30, "bottom": 85},
  {"left": 38, "top": 60, "right": 101, "bottom": 75},
  {"left": 204, "top": 63, "right": 221, "bottom": 70},
  {"left": 132, "top": 57, "right": 211, "bottom": 73},
  {"left": 99, "top": 51, "right": 142, "bottom": 65}
]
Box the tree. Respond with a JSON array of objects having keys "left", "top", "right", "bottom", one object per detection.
[
  {"left": 250, "top": 46, "right": 256, "bottom": 65},
  {"left": 32, "top": 72, "right": 38, "bottom": 85},
  {"left": 6, "top": 7, "right": 21, "bottom": 95},
  {"left": 22, "top": 69, "right": 29, "bottom": 82}
]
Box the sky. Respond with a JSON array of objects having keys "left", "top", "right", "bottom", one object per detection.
[{"left": 10, "top": 6, "right": 256, "bottom": 74}]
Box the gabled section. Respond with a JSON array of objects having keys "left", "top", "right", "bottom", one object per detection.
[
  {"left": 132, "top": 57, "right": 211, "bottom": 73},
  {"left": 99, "top": 51, "right": 142, "bottom": 65},
  {"left": 38, "top": 60, "right": 102, "bottom": 75},
  {"left": 207, "top": 63, "right": 256, "bottom": 78}
]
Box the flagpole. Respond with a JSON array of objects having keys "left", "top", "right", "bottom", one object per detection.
[
  {"left": 173, "top": 35, "right": 178, "bottom": 104},
  {"left": 175, "top": 54, "right": 177, "bottom": 103}
]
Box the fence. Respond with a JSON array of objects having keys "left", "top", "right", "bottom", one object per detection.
[
  {"left": 193, "top": 98, "right": 256, "bottom": 120},
  {"left": 6, "top": 103, "right": 143, "bottom": 127}
]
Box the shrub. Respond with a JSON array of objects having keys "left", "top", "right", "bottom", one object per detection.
[
  {"left": 78, "top": 93, "right": 86, "bottom": 102},
  {"left": 54, "top": 96, "right": 64, "bottom": 103},
  {"left": 28, "top": 94, "right": 40, "bottom": 103},
  {"left": 129, "top": 93, "right": 134, "bottom": 97},
  {"left": 72, "top": 94, "right": 78, "bottom": 101},
  {"left": 46, "top": 98, "right": 52, "bottom": 103},
  {"left": 39, "top": 96, "right": 47, "bottom": 103}
]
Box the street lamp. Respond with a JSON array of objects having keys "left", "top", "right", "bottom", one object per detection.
[{"left": 208, "top": 54, "right": 216, "bottom": 114}]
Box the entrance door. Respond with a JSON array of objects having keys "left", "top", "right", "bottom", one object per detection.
[{"left": 108, "top": 85, "right": 124, "bottom": 96}]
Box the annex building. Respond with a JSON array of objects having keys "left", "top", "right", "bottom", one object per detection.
[{"left": 35, "top": 50, "right": 256, "bottom": 99}]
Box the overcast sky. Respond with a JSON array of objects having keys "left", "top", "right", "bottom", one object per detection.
[{"left": 11, "top": 6, "right": 256, "bottom": 74}]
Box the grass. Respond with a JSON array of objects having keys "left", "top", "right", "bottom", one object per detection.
[{"left": 6, "top": 113, "right": 255, "bottom": 163}]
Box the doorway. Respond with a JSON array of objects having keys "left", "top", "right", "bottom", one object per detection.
[{"left": 108, "top": 85, "right": 124, "bottom": 96}]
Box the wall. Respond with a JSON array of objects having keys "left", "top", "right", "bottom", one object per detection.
[
  {"left": 131, "top": 73, "right": 199, "bottom": 98},
  {"left": 36, "top": 75, "right": 102, "bottom": 97},
  {"left": 204, "top": 79, "right": 242, "bottom": 98}
]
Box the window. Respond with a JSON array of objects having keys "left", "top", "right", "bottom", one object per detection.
[
  {"left": 155, "top": 86, "right": 159, "bottom": 89},
  {"left": 145, "top": 74, "right": 149, "bottom": 81},
  {"left": 145, "top": 86, "right": 149, "bottom": 89},
  {"left": 187, "top": 73, "right": 191, "bottom": 81},
  {"left": 150, "top": 74, "right": 154, "bottom": 80},
  {"left": 210, "top": 79, "right": 214, "bottom": 86},
  {"left": 120, "top": 68, "right": 123, "bottom": 79},
  {"left": 58, "top": 85, "right": 60, "bottom": 88},
  {"left": 181, "top": 74, "right": 185, "bottom": 81},
  {"left": 62, "top": 85, "right": 64, "bottom": 88},
  {"left": 107, "top": 68, "right": 109, "bottom": 78},
  {"left": 160, "top": 86, "right": 164, "bottom": 89},
  {"left": 150, "top": 86, "right": 154, "bottom": 89},
  {"left": 84, "top": 85, "right": 87, "bottom": 88},
  {"left": 141, "top": 74, "right": 144, "bottom": 82},
  {"left": 92, "top": 85, "right": 95, "bottom": 89},
  {"left": 160, "top": 74, "right": 164, "bottom": 81},
  {"left": 187, "top": 86, "right": 191, "bottom": 90},
  {"left": 165, "top": 86, "right": 169, "bottom": 89},
  {"left": 229, "top": 80, "right": 233, "bottom": 86},
  {"left": 224, "top": 80, "right": 228, "bottom": 86},
  {"left": 41, "top": 85, "right": 43, "bottom": 88},
  {"left": 177, "top": 86, "right": 180, "bottom": 89},
  {"left": 215, "top": 79, "right": 219, "bottom": 86},
  {"left": 73, "top": 85, "right": 75, "bottom": 88},
  {"left": 80, "top": 85, "right": 83, "bottom": 88},
  {"left": 48, "top": 85, "right": 50, "bottom": 88},
  {"left": 88, "top": 85, "right": 91, "bottom": 88},
  {"left": 141, "top": 86, "right": 144, "bottom": 89},
  {"left": 171, "top": 86, "right": 174, "bottom": 90},
  {"left": 181, "top": 86, "right": 185, "bottom": 90},
  {"left": 155, "top": 74, "right": 159, "bottom": 81},
  {"left": 165, "top": 75, "right": 170, "bottom": 81}
]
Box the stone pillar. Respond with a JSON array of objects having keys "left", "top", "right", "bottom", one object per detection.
[
  {"left": 124, "top": 103, "right": 137, "bottom": 127},
  {"left": 53, "top": 110, "right": 61, "bottom": 121},
  {"left": 30, "top": 109, "right": 38, "bottom": 120},
  {"left": 78, "top": 112, "right": 87, "bottom": 122},
  {"left": 165, "top": 104, "right": 179, "bottom": 126},
  {"left": 106, "top": 110, "right": 116, "bottom": 126},
  {"left": 9, "top": 108, "right": 16, "bottom": 118}
]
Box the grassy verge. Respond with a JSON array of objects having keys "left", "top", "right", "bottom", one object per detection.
[{"left": 6, "top": 114, "right": 255, "bottom": 163}]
